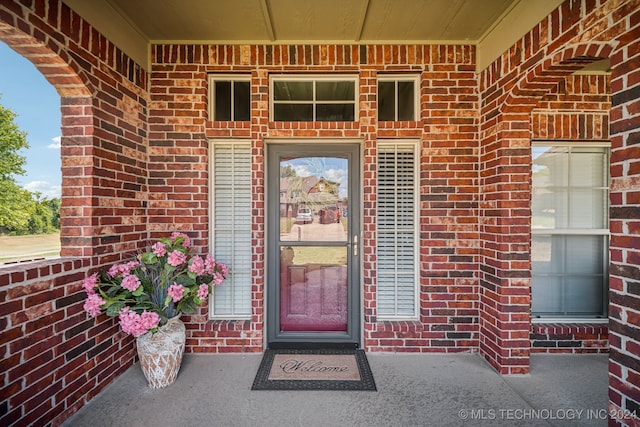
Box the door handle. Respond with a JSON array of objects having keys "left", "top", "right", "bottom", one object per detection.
[{"left": 353, "top": 235, "right": 358, "bottom": 256}]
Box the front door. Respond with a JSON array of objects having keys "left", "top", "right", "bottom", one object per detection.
[{"left": 267, "top": 143, "right": 360, "bottom": 347}]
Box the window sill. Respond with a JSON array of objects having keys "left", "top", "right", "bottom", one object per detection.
[{"left": 532, "top": 318, "right": 608, "bottom": 324}]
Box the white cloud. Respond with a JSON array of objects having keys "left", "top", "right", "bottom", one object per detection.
[
  {"left": 293, "top": 164, "right": 312, "bottom": 177},
  {"left": 324, "top": 168, "right": 348, "bottom": 198},
  {"left": 24, "top": 181, "right": 61, "bottom": 198},
  {"left": 47, "top": 136, "right": 61, "bottom": 149}
]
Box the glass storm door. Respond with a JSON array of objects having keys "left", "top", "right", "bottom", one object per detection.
[{"left": 267, "top": 144, "right": 360, "bottom": 347}]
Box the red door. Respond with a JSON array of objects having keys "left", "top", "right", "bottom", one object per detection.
[{"left": 280, "top": 247, "right": 348, "bottom": 331}]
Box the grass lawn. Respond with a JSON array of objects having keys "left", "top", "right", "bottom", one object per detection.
[{"left": 0, "top": 232, "right": 61, "bottom": 264}]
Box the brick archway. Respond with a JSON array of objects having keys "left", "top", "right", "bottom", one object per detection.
[
  {"left": 479, "top": 37, "right": 620, "bottom": 375},
  {"left": 0, "top": 22, "right": 94, "bottom": 257},
  {"left": 503, "top": 41, "right": 617, "bottom": 112},
  {"left": 0, "top": 22, "right": 92, "bottom": 97}
]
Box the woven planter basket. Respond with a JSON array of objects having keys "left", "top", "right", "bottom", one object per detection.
[{"left": 136, "top": 316, "right": 186, "bottom": 388}]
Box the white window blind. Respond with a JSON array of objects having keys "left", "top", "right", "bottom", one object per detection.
[
  {"left": 377, "top": 142, "right": 418, "bottom": 319},
  {"left": 531, "top": 143, "right": 609, "bottom": 318},
  {"left": 210, "top": 142, "right": 252, "bottom": 318}
]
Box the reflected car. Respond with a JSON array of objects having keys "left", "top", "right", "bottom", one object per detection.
[
  {"left": 318, "top": 205, "right": 341, "bottom": 224},
  {"left": 296, "top": 207, "right": 313, "bottom": 224}
]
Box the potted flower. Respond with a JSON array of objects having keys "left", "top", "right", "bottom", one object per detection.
[{"left": 82, "top": 232, "right": 228, "bottom": 388}]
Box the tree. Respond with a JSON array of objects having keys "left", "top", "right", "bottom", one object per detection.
[
  {"left": 43, "top": 197, "right": 61, "bottom": 229},
  {"left": 0, "top": 179, "right": 34, "bottom": 233},
  {"left": 0, "top": 98, "right": 28, "bottom": 179},
  {"left": 0, "top": 98, "right": 31, "bottom": 233},
  {"left": 280, "top": 164, "right": 297, "bottom": 178}
]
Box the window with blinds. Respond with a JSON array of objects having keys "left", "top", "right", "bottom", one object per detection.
[
  {"left": 210, "top": 142, "right": 252, "bottom": 318},
  {"left": 531, "top": 143, "right": 609, "bottom": 319},
  {"left": 376, "top": 142, "right": 419, "bottom": 319}
]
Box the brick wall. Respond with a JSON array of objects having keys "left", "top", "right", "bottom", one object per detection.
[
  {"left": 1, "top": 1, "right": 149, "bottom": 425},
  {"left": 531, "top": 323, "right": 609, "bottom": 353},
  {"left": 532, "top": 74, "right": 611, "bottom": 141},
  {"left": 477, "top": 0, "right": 631, "bottom": 378},
  {"left": 477, "top": 0, "right": 638, "bottom": 422},
  {"left": 0, "top": 0, "right": 639, "bottom": 426},
  {"left": 150, "top": 44, "right": 480, "bottom": 353},
  {"left": 607, "top": 0, "right": 640, "bottom": 421}
]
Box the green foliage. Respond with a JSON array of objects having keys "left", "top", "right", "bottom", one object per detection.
[
  {"left": 0, "top": 101, "right": 28, "bottom": 180},
  {"left": 280, "top": 164, "right": 297, "bottom": 177},
  {"left": 0, "top": 190, "right": 61, "bottom": 235},
  {"left": 0, "top": 180, "right": 34, "bottom": 232},
  {"left": 177, "top": 297, "right": 196, "bottom": 314},
  {"left": 0, "top": 99, "right": 60, "bottom": 235}
]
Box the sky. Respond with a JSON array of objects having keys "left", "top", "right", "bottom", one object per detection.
[
  {"left": 282, "top": 157, "right": 348, "bottom": 198},
  {"left": 0, "top": 41, "right": 62, "bottom": 199}
]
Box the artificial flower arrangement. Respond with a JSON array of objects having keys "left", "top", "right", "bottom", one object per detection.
[{"left": 83, "top": 232, "right": 228, "bottom": 337}]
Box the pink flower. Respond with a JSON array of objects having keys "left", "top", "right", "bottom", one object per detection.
[
  {"left": 152, "top": 242, "right": 166, "bottom": 257},
  {"left": 219, "top": 263, "right": 229, "bottom": 277},
  {"left": 82, "top": 272, "right": 99, "bottom": 295},
  {"left": 167, "top": 250, "right": 187, "bottom": 267},
  {"left": 213, "top": 271, "right": 225, "bottom": 285},
  {"left": 121, "top": 274, "right": 141, "bottom": 292},
  {"left": 189, "top": 256, "right": 206, "bottom": 275},
  {"left": 118, "top": 308, "right": 158, "bottom": 337},
  {"left": 170, "top": 232, "right": 191, "bottom": 247},
  {"left": 107, "top": 261, "right": 140, "bottom": 278},
  {"left": 204, "top": 254, "right": 215, "bottom": 275},
  {"left": 107, "top": 264, "right": 122, "bottom": 278},
  {"left": 167, "top": 283, "right": 185, "bottom": 302},
  {"left": 140, "top": 311, "right": 161, "bottom": 330},
  {"left": 197, "top": 284, "right": 209, "bottom": 300},
  {"left": 84, "top": 293, "right": 105, "bottom": 317}
]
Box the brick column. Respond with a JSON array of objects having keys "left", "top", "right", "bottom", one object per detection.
[{"left": 478, "top": 116, "right": 532, "bottom": 374}]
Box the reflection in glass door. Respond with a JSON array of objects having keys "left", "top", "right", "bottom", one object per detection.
[{"left": 267, "top": 144, "right": 360, "bottom": 346}]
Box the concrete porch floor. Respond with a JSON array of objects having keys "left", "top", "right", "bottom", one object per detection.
[{"left": 63, "top": 353, "right": 608, "bottom": 427}]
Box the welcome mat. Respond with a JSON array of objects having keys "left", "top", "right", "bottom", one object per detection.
[{"left": 251, "top": 349, "right": 376, "bottom": 391}]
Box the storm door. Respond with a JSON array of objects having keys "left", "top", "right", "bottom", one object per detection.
[{"left": 267, "top": 144, "right": 360, "bottom": 347}]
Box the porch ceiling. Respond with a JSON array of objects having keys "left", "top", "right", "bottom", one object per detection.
[
  {"left": 62, "top": 0, "right": 576, "bottom": 72},
  {"left": 103, "top": 0, "right": 515, "bottom": 43}
]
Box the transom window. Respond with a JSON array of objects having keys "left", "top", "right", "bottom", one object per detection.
[
  {"left": 270, "top": 75, "right": 357, "bottom": 122},
  {"left": 378, "top": 75, "right": 419, "bottom": 121},
  {"left": 208, "top": 75, "right": 251, "bottom": 121},
  {"left": 531, "top": 142, "right": 609, "bottom": 319}
]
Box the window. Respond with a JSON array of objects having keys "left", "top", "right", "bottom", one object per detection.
[
  {"left": 270, "top": 75, "right": 357, "bottom": 121},
  {"left": 531, "top": 143, "right": 609, "bottom": 319},
  {"left": 377, "top": 141, "right": 419, "bottom": 319},
  {"left": 210, "top": 142, "right": 252, "bottom": 318},
  {"left": 378, "top": 75, "right": 419, "bottom": 121},
  {"left": 208, "top": 75, "right": 251, "bottom": 121}
]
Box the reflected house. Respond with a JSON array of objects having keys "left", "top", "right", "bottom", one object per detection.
[{"left": 280, "top": 176, "right": 341, "bottom": 219}]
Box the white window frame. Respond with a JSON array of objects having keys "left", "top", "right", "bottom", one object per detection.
[
  {"left": 209, "top": 139, "right": 252, "bottom": 320},
  {"left": 269, "top": 74, "right": 359, "bottom": 122},
  {"left": 377, "top": 74, "right": 420, "bottom": 122},
  {"left": 208, "top": 74, "right": 251, "bottom": 121},
  {"left": 376, "top": 140, "right": 420, "bottom": 321},
  {"left": 531, "top": 140, "right": 610, "bottom": 322}
]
